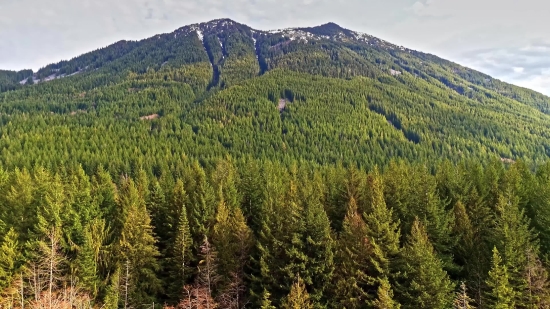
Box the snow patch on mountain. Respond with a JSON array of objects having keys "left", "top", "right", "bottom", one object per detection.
[{"left": 196, "top": 30, "right": 204, "bottom": 43}]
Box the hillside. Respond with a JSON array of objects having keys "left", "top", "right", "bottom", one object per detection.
[
  {"left": 3, "top": 18, "right": 550, "bottom": 309},
  {"left": 1, "top": 19, "right": 550, "bottom": 171}
]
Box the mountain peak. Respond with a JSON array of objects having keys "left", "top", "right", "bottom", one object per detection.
[
  {"left": 297, "top": 22, "right": 354, "bottom": 37},
  {"left": 173, "top": 18, "right": 253, "bottom": 39}
]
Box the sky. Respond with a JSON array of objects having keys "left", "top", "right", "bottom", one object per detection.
[{"left": 1, "top": 0, "right": 549, "bottom": 95}]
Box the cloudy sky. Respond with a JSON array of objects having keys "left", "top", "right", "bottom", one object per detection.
[{"left": 1, "top": 0, "right": 549, "bottom": 94}]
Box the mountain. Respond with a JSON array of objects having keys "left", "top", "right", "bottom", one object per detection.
[
  {"left": 3, "top": 19, "right": 550, "bottom": 309},
  {"left": 1, "top": 18, "right": 550, "bottom": 170}
]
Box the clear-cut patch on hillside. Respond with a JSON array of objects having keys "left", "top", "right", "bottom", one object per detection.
[
  {"left": 278, "top": 99, "right": 287, "bottom": 112},
  {"left": 140, "top": 114, "right": 159, "bottom": 120}
]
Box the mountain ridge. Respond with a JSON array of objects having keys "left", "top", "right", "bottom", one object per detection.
[
  {"left": 1, "top": 18, "right": 550, "bottom": 168},
  {"left": 5, "top": 18, "right": 549, "bottom": 114}
]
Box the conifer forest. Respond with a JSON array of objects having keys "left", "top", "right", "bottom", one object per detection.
[{"left": 1, "top": 19, "right": 550, "bottom": 308}]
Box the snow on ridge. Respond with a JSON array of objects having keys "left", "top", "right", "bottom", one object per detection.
[{"left": 196, "top": 29, "right": 204, "bottom": 42}]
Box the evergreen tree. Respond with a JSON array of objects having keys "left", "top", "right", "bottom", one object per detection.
[
  {"left": 462, "top": 187, "right": 493, "bottom": 305},
  {"left": 34, "top": 171, "right": 65, "bottom": 243},
  {"left": 212, "top": 191, "right": 233, "bottom": 282},
  {"left": 238, "top": 160, "right": 266, "bottom": 233},
  {"left": 3, "top": 168, "right": 35, "bottom": 243},
  {"left": 260, "top": 289, "right": 276, "bottom": 309},
  {"left": 167, "top": 185, "right": 194, "bottom": 300},
  {"left": 373, "top": 277, "right": 400, "bottom": 309},
  {"left": 332, "top": 196, "right": 371, "bottom": 308},
  {"left": 75, "top": 218, "right": 107, "bottom": 298},
  {"left": 215, "top": 206, "right": 254, "bottom": 308},
  {"left": 103, "top": 267, "right": 121, "bottom": 309},
  {"left": 212, "top": 158, "right": 240, "bottom": 210},
  {"left": 91, "top": 166, "right": 119, "bottom": 233},
  {"left": 149, "top": 181, "right": 168, "bottom": 248},
  {"left": 0, "top": 228, "right": 21, "bottom": 291},
  {"left": 117, "top": 176, "right": 161, "bottom": 306},
  {"left": 188, "top": 161, "right": 216, "bottom": 255},
  {"left": 363, "top": 168, "right": 400, "bottom": 295},
  {"left": 282, "top": 276, "right": 314, "bottom": 309},
  {"left": 491, "top": 192, "right": 536, "bottom": 303},
  {"left": 396, "top": 218, "right": 453, "bottom": 309},
  {"left": 485, "top": 247, "right": 514, "bottom": 309},
  {"left": 302, "top": 192, "right": 334, "bottom": 306}
]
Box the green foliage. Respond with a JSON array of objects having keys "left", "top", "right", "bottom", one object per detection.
[
  {"left": 0, "top": 228, "right": 21, "bottom": 290},
  {"left": 282, "top": 276, "right": 314, "bottom": 309},
  {"left": 117, "top": 177, "right": 161, "bottom": 306},
  {"left": 373, "top": 277, "right": 401, "bottom": 309},
  {"left": 485, "top": 247, "right": 515, "bottom": 309},
  {"left": 3, "top": 18, "right": 550, "bottom": 309},
  {"left": 396, "top": 219, "right": 454, "bottom": 309}
]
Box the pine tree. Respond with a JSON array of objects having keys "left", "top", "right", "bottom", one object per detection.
[
  {"left": 212, "top": 191, "right": 233, "bottom": 282},
  {"left": 364, "top": 168, "right": 400, "bottom": 263},
  {"left": 102, "top": 267, "right": 120, "bottom": 309},
  {"left": 91, "top": 166, "right": 119, "bottom": 234},
  {"left": 188, "top": 161, "right": 216, "bottom": 255},
  {"left": 260, "top": 289, "right": 276, "bottom": 309},
  {"left": 215, "top": 206, "right": 254, "bottom": 308},
  {"left": 64, "top": 164, "right": 98, "bottom": 247},
  {"left": 168, "top": 186, "right": 194, "bottom": 300},
  {"left": 332, "top": 196, "right": 371, "bottom": 308},
  {"left": 492, "top": 192, "right": 536, "bottom": 303},
  {"left": 531, "top": 162, "right": 550, "bottom": 259},
  {"left": 250, "top": 164, "right": 302, "bottom": 307},
  {"left": 0, "top": 228, "right": 21, "bottom": 291},
  {"left": 117, "top": 176, "right": 161, "bottom": 306},
  {"left": 302, "top": 192, "right": 334, "bottom": 306},
  {"left": 363, "top": 168, "right": 400, "bottom": 297},
  {"left": 212, "top": 158, "right": 240, "bottom": 210},
  {"left": 463, "top": 187, "right": 493, "bottom": 306},
  {"left": 282, "top": 276, "right": 314, "bottom": 309},
  {"left": 485, "top": 247, "right": 514, "bottom": 309},
  {"left": 373, "top": 277, "right": 400, "bottom": 309},
  {"left": 4, "top": 168, "right": 35, "bottom": 243},
  {"left": 149, "top": 181, "right": 168, "bottom": 248},
  {"left": 75, "top": 219, "right": 107, "bottom": 298},
  {"left": 34, "top": 171, "right": 65, "bottom": 244},
  {"left": 453, "top": 282, "right": 475, "bottom": 309},
  {"left": 238, "top": 160, "right": 266, "bottom": 233},
  {"left": 396, "top": 218, "right": 453, "bottom": 309}
]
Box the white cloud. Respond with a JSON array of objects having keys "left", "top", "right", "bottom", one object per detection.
[{"left": 513, "top": 67, "right": 525, "bottom": 73}]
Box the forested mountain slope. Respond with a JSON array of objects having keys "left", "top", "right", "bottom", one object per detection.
[
  {"left": 2, "top": 18, "right": 550, "bottom": 309},
  {"left": 1, "top": 19, "right": 550, "bottom": 171}
]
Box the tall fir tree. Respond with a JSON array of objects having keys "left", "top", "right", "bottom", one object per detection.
[
  {"left": 282, "top": 276, "right": 314, "bottom": 309},
  {"left": 0, "top": 228, "right": 21, "bottom": 291},
  {"left": 491, "top": 192, "right": 537, "bottom": 305},
  {"left": 485, "top": 247, "right": 515, "bottom": 309},
  {"left": 166, "top": 182, "right": 194, "bottom": 301},
  {"left": 373, "top": 276, "right": 400, "bottom": 309},
  {"left": 363, "top": 167, "right": 401, "bottom": 296},
  {"left": 117, "top": 176, "right": 161, "bottom": 306},
  {"left": 301, "top": 190, "right": 334, "bottom": 307},
  {"left": 187, "top": 161, "right": 216, "bottom": 255},
  {"left": 332, "top": 196, "right": 371, "bottom": 308},
  {"left": 396, "top": 218, "right": 454, "bottom": 309}
]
